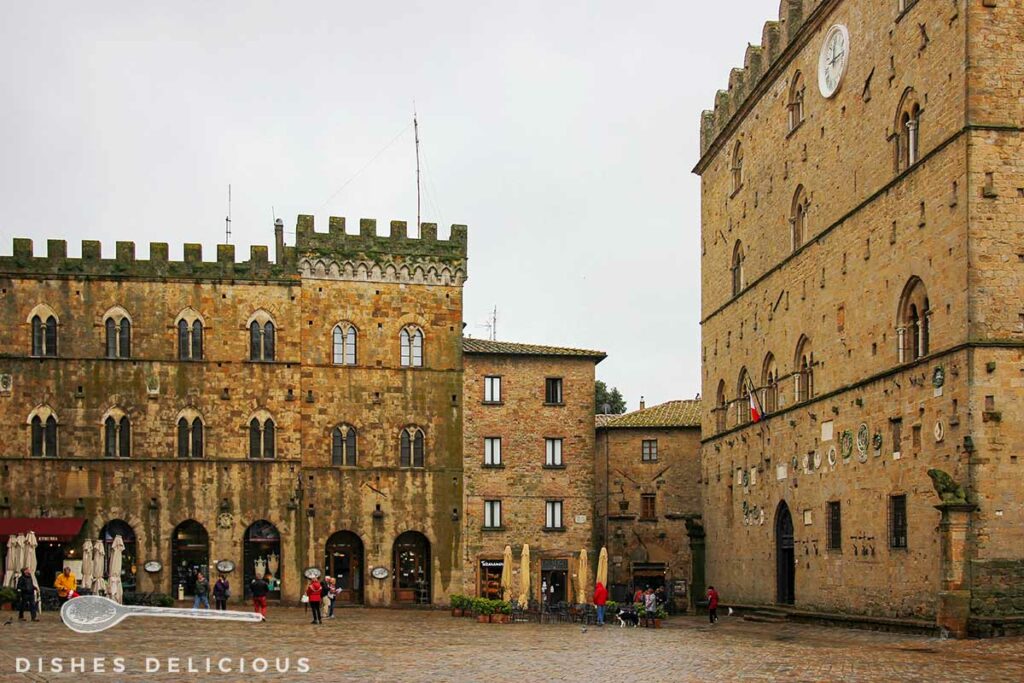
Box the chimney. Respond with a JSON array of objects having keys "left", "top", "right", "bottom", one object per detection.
[
  {"left": 274, "top": 218, "right": 284, "bottom": 264},
  {"left": 639, "top": 396, "right": 646, "bottom": 410}
]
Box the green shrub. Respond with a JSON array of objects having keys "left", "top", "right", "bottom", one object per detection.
[
  {"left": 476, "top": 598, "right": 496, "bottom": 616},
  {"left": 605, "top": 600, "right": 618, "bottom": 612},
  {"left": 655, "top": 607, "right": 668, "bottom": 620},
  {"left": 498, "top": 600, "right": 512, "bottom": 615},
  {"left": 156, "top": 594, "right": 175, "bottom": 607},
  {"left": 0, "top": 587, "right": 17, "bottom": 605},
  {"left": 450, "top": 594, "right": 467, "bottom": 610}
]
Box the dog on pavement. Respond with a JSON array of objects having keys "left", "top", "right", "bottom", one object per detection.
[{"left": 616, "top": 606, "right": 640, "bottom": 628}]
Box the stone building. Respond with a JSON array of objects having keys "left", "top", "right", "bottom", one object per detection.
[
  {"left": 0, "top": 215, "right": 468, "bottom": 607},
  {"left": 461, "top": 339, "right": 604, "bottom": 604},
  {"left": 595, "top": 399, "right": 703, "bottom": 609},
  {"left": 695, "top": 0, "right": 1024, "bottom": 636}
]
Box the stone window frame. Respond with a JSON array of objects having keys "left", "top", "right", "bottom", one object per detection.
[
  {"left": 641, "top": 439, "right": 658, "bottom": 462},
  {"left": 399, "top": 325, "right": 424, "bottom": 368},
  {"left": 543, "top": 499, "right": 565, "bottom": 531},
  {"left": 247, "top": 409, "right": 276, "bottom": 459},
  {"left": 331, "top": 322, "right": 358, "bottom": 366},
  {"left": 787, "top": 70, "right": 806, "bottom": 134},
  {"left": 731, "top": 240, "right": 745, "bottom": 297},
  {"left": 544, "top": 377, "right": 564, "bottom": 406},
  {"left": 736, "top": 367, "right": 752, "bottom": 426},
  {"left": 101, "top": 406, "right": 131, "bottom": 459},
  {"left": 896, "top": 276, "right": 931, "bottom": 363},
  {"left": 714, "top": 379, "right": 728, "bottom": 433},
  {"left": 762, "top": 352, "right": 779, "bottom": 414},
  {"left": 888, "top": 493, "right": 909, "bottom": 549},
  {"left": 826, "top": 500, "right": 842, "bottom": 552},
  {"left": 28, "top": 303, "right": 59, "bottom": 358},
  {"left": 730, "top": 140, "right": 744, "bottom": 196},
  {"left": 102, "top": 306, "right": 133, "bottom": 360},
  {"left": 790, "top": 185, "right": 809, "bottom": 252},
  {"left": 176, "top": 408, "right": 205, "bottom": 459},
  {"left": 893, "top": 88, "right": 923, "bottom": 174},
  {"left": 544, "top": 437, "right": 564, "bottom": 468},
  {"left": 247, "top": 310, "right": 277, "bottom": 363},
  {"left": 175, "top": 308, "right": 205, "bottom": 361},
  {"left": 483, "top": 437, "right": 502, "bottom": 467},
  {"left": 27, "top": 404, "right": 58, "bottom": 458},
  {"left": 483, "top": 499, "right": 503, "bottom": 530},
  {"left": 640, "top": 493, "right": 657, "bottom": 521},
  {"left": 331, "top": 423, "right": 357, "bottom": 467},
  {"left": 483, "top": 375, "right": 502, "bottom": 404},
  {"left": 399, "top": 425, "right": 426, "bottom": 468},
  {"left": 794, "top": 335, "right": 814, "bottom": 403}
]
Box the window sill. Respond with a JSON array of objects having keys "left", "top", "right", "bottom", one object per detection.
[
  {"left": 785, "top": 119, "right": 805, "bottom": 139},
  {"left": 481, "top": 463, "right": 505, "bottom": 469},
  {"left": 482, "top": 526, "right": 507, "bottom": 532},
  {"left": 482, "top": 401, "right": 504, "bottom": 407},
  {"left": 641, "top": 459, "right": 659, "bottom": 464},
  {"left": 638, "top": 517, "right": 658, "bottom": 523},
  {"left": 729, "top": 184, "right": 744, "bottom": 199},
  {"left": 542, "top": 527, "right": 566, "bottom": 533},
  {"left": 543, "top": 402, "right": 565, "bottom": 407},
  {"left": 542, "top": 464, "right": 566, "bottom": 470},
  {"left": 889, "top": 545, "right": 908, "bottom": 552}
]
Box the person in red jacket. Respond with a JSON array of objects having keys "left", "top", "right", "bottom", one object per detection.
[
  {"left": 593, "top": 582, "right": 608, "bottom": 626},
  {"left": 306, "top": 578, "right": 323, "bottom": 625},
  {"left": 706, "top": 586, "right": 720, "bottom": 624}
]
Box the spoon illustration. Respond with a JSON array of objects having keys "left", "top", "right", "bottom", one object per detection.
[{"left": 61, "top": 595, "right": 265, "bottom": 634}]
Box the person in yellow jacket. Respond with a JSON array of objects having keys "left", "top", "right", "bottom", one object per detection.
[{"left": 54, "top": 566, "right": 77, "bottom": 609}]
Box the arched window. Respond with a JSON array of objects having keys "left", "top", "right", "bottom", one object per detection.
[
  {"left": 331, "top": 424, "right": 357, "bottom": 466},
  {"left": 332, "top": 323, "right": 358, "bottom": 366},
  {"left": 715, "top": 380, "right": 727, "bottom": 433},
  {"left": 248, "top": 311, "right": 276, "bottom": 362},
  {"left": 737, "top": 368, "right": 752, "bottom": 425},
  {"left": 400, "top": 426, "right": 425, "bottom": 468},
  {"left": 103, "top": 308, "right": 132, "bottom": 359},
  {"left": 731, "top": 241, "right": 745, "bottom": 296},
  {"left": 787, "top": 71, "right": 805, "bottom": 132},
  {"left": 29, "top": 305, "right": 58, "bottom": 357},
  {"left": 248, "top": 413, "right": 276, "bottom": 459},
  {"left": 731, "top": 141, "right": 744, "bottom": 194},
  {"left": 103, "top": 410, "right": 131, "bottom": 458},
  {"left": 894, "top": 89, "right": 922, "bottom": 173},
  {"left": 791, "top": 185, "right": 808, "bottom": 251},
  {"left": 795, "top": 335, "right": 814, "bottom": 403},
  {"left": 762, "top": 353, "right": 779, "bottom": 413},
  {"left": 175, "top": 309, "right": 204, "bottom": 361},
  {"left": 177, "top": 410, "right": 204, "bottom": 458},
  {"left": 897, "top": 277, "right": 931, "bottom": 362},
  {"left": 400, "top": 326, "right": 424, "bottom": 368},
  {"left": 29, "top": 406, "right": 58, "bottom": 457}
]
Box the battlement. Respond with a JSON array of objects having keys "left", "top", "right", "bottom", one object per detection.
[
  {"left": 294, "top": 215, "right": 467, "bottom": 262},
  {"left": 0, "top": 238, "right": 298, "bottom": 281},
  {"left": 697, "top": 0, "right": 822, "bottom": 163}
]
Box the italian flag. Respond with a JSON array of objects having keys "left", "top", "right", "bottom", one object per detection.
[{"left": 747, "top": 378, "right": 766, "bottom": 423}]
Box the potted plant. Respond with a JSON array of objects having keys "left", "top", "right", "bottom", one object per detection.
[
  {"left": 0, "top": 587, "right": 17, "bottom": 611},
  {"left": 475, "top": 598, "right": 494, "bottom": 623},
  {"left": 654, "top": 606, "right": 668, "bottom": 628},
  {"left": 450, "top": 594, "right": 466, "bottom": 617},
  {"left": 492, "top": 600, "right": 511, "bottom": 623}
]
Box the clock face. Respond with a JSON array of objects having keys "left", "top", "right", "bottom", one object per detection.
[{"left": 818, "top": 24, "right": 850, "bottom": 98}]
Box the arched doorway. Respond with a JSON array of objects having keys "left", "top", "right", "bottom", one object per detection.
[
  {"left": 100, "top": 520, "right": 137, "bottom": 592},
  {"left": 171, "top": 520, "right": 209, "bottom": 597},
  {"left": 243, "top": 520, "right": 281, "bottom": 599},
  {"left": 775, "top": 501, "right": 795, "bottom": 605},
  {"left": 324, "top": 531, "right": 364, "bottom": 604},
  {"left": 392, "top": 531, "right": 430, "bottom": 604}
]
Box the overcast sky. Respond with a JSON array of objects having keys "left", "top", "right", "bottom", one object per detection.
[{"left": 0, "top": 1, "right": 771, "bottom": 411}]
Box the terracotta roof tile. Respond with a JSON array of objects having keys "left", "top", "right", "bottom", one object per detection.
[
  {"left": 599, "top": 400, "right": 702, "bottom": 429},
  {"left": 463, "top": 338, "right": 606, "bottom": 361}
]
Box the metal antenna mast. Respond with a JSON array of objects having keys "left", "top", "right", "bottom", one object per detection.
[
  {"left": 225, "top": 184, "right": 232, "bottom": 243},
  {"left": 491, "top": 306, "right": 498, "bottom": 341},
  {"left": 414, "top": 106, "right": 421, "bottom": 237}
]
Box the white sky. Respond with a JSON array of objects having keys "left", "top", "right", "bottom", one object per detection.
[{"left": 0, "top": 0, "right": 771, "bottom": 410}]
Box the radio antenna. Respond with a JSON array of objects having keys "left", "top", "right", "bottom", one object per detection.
[
  {"left": 414, "top": 105, "right": 421, "bottom": 238},
  {"left": 225, "top": 184, "right": 232, "bottom": 243}
]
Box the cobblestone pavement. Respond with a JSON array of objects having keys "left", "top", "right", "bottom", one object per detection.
[{"left": 0, "top": 607, "right": 1022, "bottom": 682}]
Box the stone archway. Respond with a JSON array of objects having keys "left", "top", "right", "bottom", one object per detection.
[{"left": 775, "top": 501, "right": 795, "bottom": 605}]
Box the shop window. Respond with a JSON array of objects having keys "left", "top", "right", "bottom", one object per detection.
[
  {"left": 889, "top": 494, "right": 908, "bottom": 549},
  {"left": 545, "top": 377, "right": 563, "bottom": 404},
  {"left": 400, "top": 426, "right": 425, "bottom": 468},
  {"left": 400, "top": 326, "right": 424, "bottom": 367},
  {"left": 827, "top": 501, "right": 842, "bottom": 551},
  {"left": 332, "top": 323, "right": 357, "bottom": 365},
  {"left": 641, "top": 439, "right": 658, "bottom": 462},
  {"left": 545, "top": 438, "right": 563, "bottom": 467},
  {"left": 331, "top": 424, "right": 357, "bottom": 466}
]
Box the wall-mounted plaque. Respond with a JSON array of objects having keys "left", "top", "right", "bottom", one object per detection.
[
  {"left": 371, "top": 566, "right": 389, "bottom": 580},
  {"left": 143, "top": 561, "right": 162, "bottom": 573}
]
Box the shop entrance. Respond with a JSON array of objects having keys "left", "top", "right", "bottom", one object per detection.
[
  {"left": 776, "top": 501, "right": 795, "bottom": 605},
  {"left": 393, "top": 531, "right": 430, "bottom": 604},
  {"left": 631, "top": 562, "right": 667, "bottom": 594},
  {"left": 171, "top": 520, "right": 209, "bottom": 597},
  {"left": 99, "top": 520, "right": 137, "bottom": 592},
  {"left": 478, "top": 559, "right": 504, "bottom": 599},
  {"left": 324, "top": 531, "right": 363, "bottom": 604},
  {"left": 243, "top": 520, "right": 281, "bottom": 599},
  {"left": 540, "top": 558, "right": 568, "bottom": 606}
]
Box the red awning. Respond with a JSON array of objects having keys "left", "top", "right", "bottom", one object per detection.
[{"left": 0, "top": 518, "right": 86, "bottom": 543}]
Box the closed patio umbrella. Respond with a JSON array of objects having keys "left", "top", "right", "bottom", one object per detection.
[
  {"left": 80, "top": 539, "right": 94, "bottom": 592},
  {"left": 107, "top": 535, "right": 125, "bottom": 603},
  {"left": 518, "top": 544, "right": 531, "bottom": 606},
  {"left": 11, "top": 535, "right": 26, "bottom": 587},
  {"left": 25, "top": 531, "right": 39, "bottom": 590},
  {"left": 500, "top": 545, "right": 513, "bottom": 601},
  {"left": 92, "top": 538, "right": 107, "bottom": 594},
  {"left": 596, "top": 546, "right": 608, "bottom": 588},
  {"left": 576, "top": 548, "right": 589, "bottom": 605},
  {"left": 3, "top": 536, "right": 17, "bottom": 587}
]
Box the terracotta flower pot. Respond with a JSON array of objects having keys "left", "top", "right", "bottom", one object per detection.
[
  {"left": 477, "top": 614, "right": 490, "bottom": 623},
  {"left": 654, "top": 619, "right": 662, "bottom": 629},
  {"left": 451, "top": 608, "right": 463, "bottom": 617}
]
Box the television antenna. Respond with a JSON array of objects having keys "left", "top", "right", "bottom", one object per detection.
[{"left": 225, "top": 184, "right": 232, "bottom": 243}]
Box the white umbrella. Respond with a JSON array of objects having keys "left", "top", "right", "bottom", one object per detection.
[
  {"left": 3, "top": 536, "right": 17, "bottom": 588},
  {"left": 25, "top": 532, "right": 39, "bottom": 590},
  {"left": 108, "top": 535, "right": 125, "bottom": 603},
  {"left": 80, "top": 539, "right": 94, "bottom": 592},
  {"left": 92, "top": 539, "right": 107, "bottom": 594},
  {"left": 11, "top": 535, "right": 26, "bottom": 586}
]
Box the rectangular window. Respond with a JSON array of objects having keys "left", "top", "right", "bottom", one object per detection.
[
  {"left": 545, "top": 438, "right": 563, "bottom": 467},
  {"left": 484, "top": 500, "right": 502, "bottom": 529},
  {"left": 827, "top": 501, "right": 842, "bottom": 551},
  {"left": 484, "top": 437, "right": 502, "bottom": 466},
  {"left": 641, "top": 494, "right": 656, "bottom": 520},
  {"left": 484, "top": 376, "right": 501, "bottom": 403},
  {"left": 891, "top": 418, "right": 903, "bottom": 455},
  {"left": 545, "top": 500, "right": 563, "bottom": 530},
  {"left": 545, "top": 378, "right": 563, "bottom": 404},
  {"left": 641, "top": 439, "right": 658, "bottom": 462},
  {"left": 889, "top": 494, "right": 908, "bottom": 549}
]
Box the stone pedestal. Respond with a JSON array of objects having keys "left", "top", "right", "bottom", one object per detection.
[{"left": 935, "top": 503, "right": 976, "bottom": 638}]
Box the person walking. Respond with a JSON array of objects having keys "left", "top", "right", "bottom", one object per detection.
[
  {"left": 593, "top": 581, "right": 608, "bottom": 626},
  {"left": 54, "top": 567, "right": 76, "bottom": 612},
  {"left": 707, "top": 586, "right": 720, "bottom": 624},
  {"left": 213, "top": 575, "right": 230, "bottom": 611},
  {"left": 192, "top": 572, "right": 211, "bottom": 609},
  {"left": 251, "top": 572, "right": 271, "bottom": 621},
  {"left": 306, "top": 577, "right": 323, "bottom": 625},
  {"left": 16, "top": 568, "right": 39, "bottom": 622}
]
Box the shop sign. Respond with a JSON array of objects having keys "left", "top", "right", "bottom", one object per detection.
[
  {"left": 480, "top": 560, "right": 504, "bottom": 569},
  {"left": 143, "top": 561, "right": 162, "bottom": 573},
  {"left": 541, "top": 559, "right": 568, "bottom": 571},
  {"left": 215, "top": 560, "right": 236, "bottom": 573},
  {"left": 371, "top": 566, "right": 389, "bottom": 580}
]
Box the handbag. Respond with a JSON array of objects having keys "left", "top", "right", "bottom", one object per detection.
[{"left": 300, "top": 594, "right": 309, "bottom": 603}]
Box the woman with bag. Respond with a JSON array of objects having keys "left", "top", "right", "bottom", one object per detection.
[
  {"left": 305, "top": 577, "right": 323, "bottom": 624},
  {"left": 213, "top": 575, "right": 230, "bottom": 610}
]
